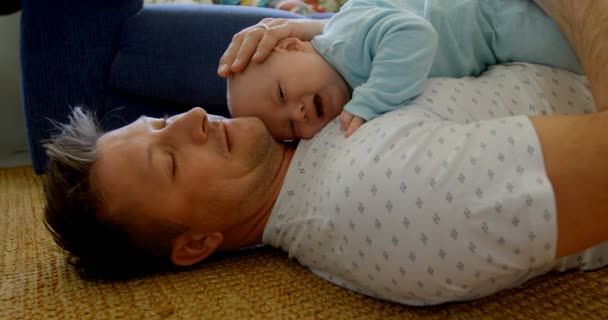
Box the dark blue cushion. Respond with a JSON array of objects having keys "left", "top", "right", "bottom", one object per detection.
[
  {"left": 110, "top": 5, "right": 304, "bottom": 108},
  {"left": 20, "top": 0, "right": 144, "bottom": 173}
]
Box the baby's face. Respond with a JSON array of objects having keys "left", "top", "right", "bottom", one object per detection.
[{"left": 227, "top": 38, "right": 351, "bottom": 140}]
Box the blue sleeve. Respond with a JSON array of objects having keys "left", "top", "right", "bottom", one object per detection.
[{"left": 344, "top": 11, "right": 438, "bottom": 121}]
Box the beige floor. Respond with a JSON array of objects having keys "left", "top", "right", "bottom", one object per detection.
[{"left": 1, "top": 166, "right": 607, "bottom": 319}]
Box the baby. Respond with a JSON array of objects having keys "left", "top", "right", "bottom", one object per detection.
[{"left": 227, "top": 0, "right": 582, "bottom": 140}]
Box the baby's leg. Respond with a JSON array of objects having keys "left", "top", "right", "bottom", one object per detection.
[
  {"left": 533, "top": 0, "right": 608, "bottom": 112},
  {"left": 482, "top": 0, "right": 582, "bottom": 74}
]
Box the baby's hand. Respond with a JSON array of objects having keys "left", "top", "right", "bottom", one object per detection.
[{"left": 338, "top": 111, "right": 366, "bottom": 137}]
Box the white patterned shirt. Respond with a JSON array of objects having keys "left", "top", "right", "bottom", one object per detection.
[{"left": 263, "top": 63, "right": 607, "bottom": 305}]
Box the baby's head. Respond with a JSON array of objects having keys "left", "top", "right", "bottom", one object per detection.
[{"left": 227, "top": 38, "right": 351, "bottom": 140}]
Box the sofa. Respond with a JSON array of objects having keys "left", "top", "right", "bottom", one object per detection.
[{"left": 20, "top": 0, "right": 331, "bottom": 173}]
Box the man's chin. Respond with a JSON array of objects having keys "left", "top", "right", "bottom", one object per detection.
[{"left": 247, "top": 121, "right": 276, "bottom": 164}]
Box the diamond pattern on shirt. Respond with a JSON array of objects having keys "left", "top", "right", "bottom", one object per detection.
[{"left": 263, "top": 63, "right": 606, "bottom": 306}]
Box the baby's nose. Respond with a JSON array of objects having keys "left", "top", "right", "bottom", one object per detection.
[{"left": 291, "top": 102, "right": 308, "bottom": 121}]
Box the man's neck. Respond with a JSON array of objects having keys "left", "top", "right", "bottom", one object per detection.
[{"left": 219, "top": 142, "right": 296, "bottom": 250}]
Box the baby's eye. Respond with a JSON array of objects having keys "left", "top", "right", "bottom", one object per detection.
[{"left": 278, "top": 85, "right": 286, "bottom": 104}]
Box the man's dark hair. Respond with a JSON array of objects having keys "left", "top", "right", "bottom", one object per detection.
[{"left": 43, "top": 107, "right": 186, "bottom": 280}]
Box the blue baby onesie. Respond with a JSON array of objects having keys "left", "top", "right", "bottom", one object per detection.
[{"left": 311, "top": 0, "right": 582, "bottom": 121}]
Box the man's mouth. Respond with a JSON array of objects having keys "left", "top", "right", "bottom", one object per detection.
[
  {"left": 223, "top": 122, "right": 231, "bottom": 152},
  {"left": 216, "top": 121, "right": 230, "bottom": 153},
  {"left": 314, "top": 94, "right": 325, "bottom": 119}
]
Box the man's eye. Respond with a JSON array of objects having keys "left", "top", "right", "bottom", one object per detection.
[
  {"left": 170, "top": 152, "right": 178, "bottom": 178},
  {"left": 279, "top": 85, "right": 286, "bottom": 104}
]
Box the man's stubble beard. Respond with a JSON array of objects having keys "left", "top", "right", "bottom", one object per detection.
[
  {"left": 239, "top": 130, "right": 283, "bottom": 210},
  {"left": 248, "top": 129, "right": 273, "bottom": 169}
]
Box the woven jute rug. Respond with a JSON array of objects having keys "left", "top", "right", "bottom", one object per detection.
[{"left": 1, "top": 166, "right": 607, "bottom": 319}]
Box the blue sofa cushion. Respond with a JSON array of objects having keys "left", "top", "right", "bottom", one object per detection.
[
  {"left": 109, "top": 5, "right": 305, "bottom": 107},
  {"left": 20, "top": 0, "right": 144, "bottom": 173}
]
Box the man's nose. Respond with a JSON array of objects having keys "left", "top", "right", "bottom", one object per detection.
[{"left": 170, "top": 107, "right": 208, "bottom": 144}]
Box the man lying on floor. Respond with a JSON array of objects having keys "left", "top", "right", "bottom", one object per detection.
[
  {"left": 43, "top": 0, "right": 608, "bottom": 306},
  {"left": 43, "top": 60, "right": 608, "bottom": 305}
]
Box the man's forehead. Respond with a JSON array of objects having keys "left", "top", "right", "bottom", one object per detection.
[
  {"left": 94, "top": 133, "right": 148, "bottom": 216},
  {"left": 95, "top": 119, "right": 146, "bottom": 176},
  {"left": 98, "top": 121, "right": 137, "bottom": 148}
]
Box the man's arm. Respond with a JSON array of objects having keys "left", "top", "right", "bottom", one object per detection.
[
  {"left": 534, "top": 0, "right": 608, "bottom": 111},
  {"left": 530, "top": 111, "right": 608, "bottom": 258}
]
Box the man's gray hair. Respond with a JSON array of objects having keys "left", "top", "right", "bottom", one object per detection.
[
  {"left": 43, "top": 107, "right": 183, "bottom": 280},
  {"left": 44, "top": 107, "right": 101, "bottom": 172}
]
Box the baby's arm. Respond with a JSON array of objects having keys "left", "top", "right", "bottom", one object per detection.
[{"left": 343, "top": 12, "right": 438, "bottom": 123}]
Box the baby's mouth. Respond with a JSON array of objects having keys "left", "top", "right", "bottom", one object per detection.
[{"left": 314, "top": 94, "right": 325, "bottom": 119}]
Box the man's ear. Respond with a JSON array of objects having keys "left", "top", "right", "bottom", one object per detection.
[
  {"left": 274, "top": 38, "right": 306, "bottom": 53},
  {"left": 170, "top": 231, "right": 223, "bottom": 267}
]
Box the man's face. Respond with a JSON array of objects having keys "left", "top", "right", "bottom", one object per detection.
[
  {"left": 94, "top": 107, "right": 283, "bottom": 240},
  {"left": 228, "top": 39, "right": 351, "bottom": 140}
]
